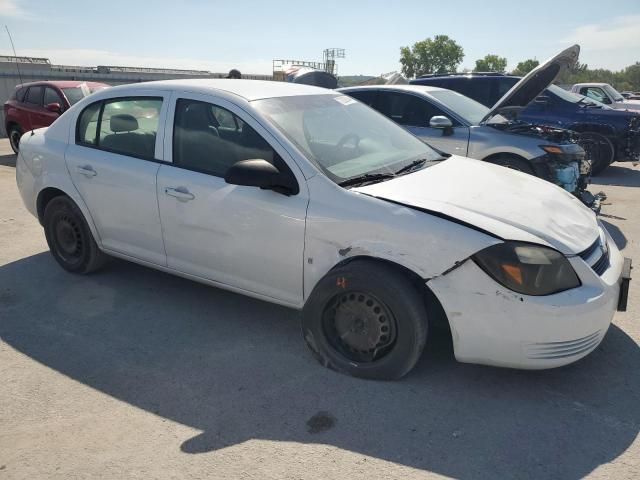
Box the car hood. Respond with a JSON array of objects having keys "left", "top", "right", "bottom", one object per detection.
[
  {"left": 353, "top": 156, "right": 598, "bottom": 255},
  {"left": 481, "top": 45, "right": 580, "bottom": 123}
]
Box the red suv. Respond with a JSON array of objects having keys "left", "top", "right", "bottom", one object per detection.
[{"left": 5, "top": 80, "right": 109, "bottom": 153}]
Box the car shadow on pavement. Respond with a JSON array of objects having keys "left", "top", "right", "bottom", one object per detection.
[
  {"left": 1, "top": 252, "right": 639, "bottom": 480},
  {"left": 600, "top": 220, "right": 627, "bottom": 250},
  {"left": 592, "top": 163, "right": 640, "bottom": 188},
  {"left": 0, "top": 153, "right": 16, "bottom": 167}
]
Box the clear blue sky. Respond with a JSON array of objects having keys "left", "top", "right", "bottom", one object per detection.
[{"left": 1, "top": 0, "right": 639, "bottom": 75}]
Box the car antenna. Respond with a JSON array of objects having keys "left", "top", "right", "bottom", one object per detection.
[{"left": 5, "top": 25, "right": 24, "bottom": 86}]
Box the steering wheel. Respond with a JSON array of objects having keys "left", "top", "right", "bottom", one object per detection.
[{"left": 336, "top": 133, "right": 361, "bottom": 151}]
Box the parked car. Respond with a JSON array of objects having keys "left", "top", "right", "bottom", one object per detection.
[
  {"left": 5, "top": 80, "right": 109, "bottom": 153},
  {"left": 570, "top": 83, "right": 640, "bottom": 111},
  {"left": 411, "top": 74, "right": 640, "bottom": 174},
  {"left": 339, "top": 46, "right": 593, "bottom": 206},
  {"left": 16, "top": 79, "right": 630, "bottom": 380},
  {"left": 621, "top": 91, "right": 640, "bottom": 100}
]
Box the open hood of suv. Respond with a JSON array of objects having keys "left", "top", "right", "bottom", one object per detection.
[{"left": 481, "top": 45, "right": 580, "bottom": 123}]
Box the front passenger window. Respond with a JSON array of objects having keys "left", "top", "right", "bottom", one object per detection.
[{"left": 173, "top": 99, "right": 277, "bottom": 177}]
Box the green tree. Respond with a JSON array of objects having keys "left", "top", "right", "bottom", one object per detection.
[
  {"left": 512, "top": 59, "right": 539, "bottom": 76},
  {"left": 399, "top": 35, "right": 464, "bottom": 78},
  {"left": 473, "top": 54, "right": 507, "bottom": 73}
]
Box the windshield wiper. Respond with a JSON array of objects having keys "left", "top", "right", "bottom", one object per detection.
[
  {"left": 339, "top": 172, "right": 396, "bottom": 188},
  {"left": 394, "top": 158, "right": 428, "bottom": 175}
]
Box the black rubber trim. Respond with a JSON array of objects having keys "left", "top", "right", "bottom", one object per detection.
[{"left": 363, "top": 194, "right": 502, "bottom": 241}]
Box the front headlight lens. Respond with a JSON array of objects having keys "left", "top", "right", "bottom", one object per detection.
[{"left": 473, "top": 242, "right": 580, "bottom": 296}]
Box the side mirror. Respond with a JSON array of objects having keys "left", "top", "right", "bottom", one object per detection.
[
  {"left": 45, "top": 102, "right": 62, "bottom": 114},
  {"left": 429, "top": 116, "right": 453, "bottom": 129},
  {"left": 224, "top": 159, "right": 298, "bottom": 196},
  {"left": 601, "top": 97, "right": 612, "bottom": 105}
]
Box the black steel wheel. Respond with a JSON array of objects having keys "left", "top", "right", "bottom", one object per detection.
[
  {"left": 8, "top": 125, "right": 21, "bottom": 154},
  {"left": 322, "top": 291, "right": 397, "bottom": 364},
  {"left": 302, "top": 259, "right": 428, "bottom": 380},
  {"left": 43, "top": 196, "right": 108, "bottom": 274},
  {"left": 486, "top": 155, "right": 534, "bottom": 175}
]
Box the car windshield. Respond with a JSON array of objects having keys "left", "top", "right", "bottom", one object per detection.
[
  {"left": 253, "top": 94, "right": 444, "bottom": 184},
  {"left": 62, "top": 84, "right": 105, "bottom": 105},
  {"left": 547, "top": 85, "right": 598, "bottom": 104},
  {"left": 428, "top": 89, "right": 489, "bottom": 125},
  {"left": 603, "top": 84, "right": 625, "bottom": 102}
]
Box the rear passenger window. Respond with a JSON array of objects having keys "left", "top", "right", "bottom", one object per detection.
[
  {"left": 173, "top": 99, "right": 277, "bottom": 177},
  {"left": 77, "top": 102, "right": 102, "bottom": 145},
  {"left": 15, "top": 87, "right": 27, "bottom": 102},
  {"left": 25, "top": 86, "right": 43, "bottom": 105},
  {"left": 98, "top": 98, "right": 162, "bottom": 159}
]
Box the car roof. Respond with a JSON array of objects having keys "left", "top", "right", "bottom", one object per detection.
[
  {"left": 101, "top": 79, "right": 335, "bottom": 101},
  {"left": 415, "top": 73, "right": 520, "bottom": 80},
  {"left": 339, "top": 84, "right": 448, "bottom": 95},
  {"left": 573, "top": 83, "right": 607, "bottom": 87},
  {"left": 16, "top": 80, "right": 108, "bottom": 89}
]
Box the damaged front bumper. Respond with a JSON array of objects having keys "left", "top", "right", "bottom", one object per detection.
[
  {"left": 530, "top": 145, "right": 601, "bottom": 212},
  {"left": 427, "top": 229, "right": 625, "bottom": 369}
]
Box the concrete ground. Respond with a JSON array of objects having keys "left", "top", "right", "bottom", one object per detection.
[{"left": 0, "top": 138, "right": 639, "bottom": 480}]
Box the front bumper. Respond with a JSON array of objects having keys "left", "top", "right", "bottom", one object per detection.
[{"left": 428, "top": 231, "right": 627, "bottom": 369}]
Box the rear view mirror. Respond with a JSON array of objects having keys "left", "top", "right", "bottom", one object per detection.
[
  {"left": 224, "top": 159, "right": 298, "bottom": 196},
  {"left": 429, "top": 116, "right": 453, "bottom": 129},
  {"left": 45, "top": 102, "right": 62, "bottom": 114}
]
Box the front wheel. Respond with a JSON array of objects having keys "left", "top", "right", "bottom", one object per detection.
[
  {"left": 43, "top": 196, "right": 108, "bottom": 274},
  {"left": 302, "top": 260, "right": 428, "bottom": 380},
  {"left": 8, "top": 125, "right": 22, "bottom": 154},
  {"left": 578, "top": 132, "right": 615, "bottom": 175}
]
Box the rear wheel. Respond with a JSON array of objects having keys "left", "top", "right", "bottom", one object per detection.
[
  {"left": 8, "top": 125, "right": 21, "bottom": 154},
  {"left": 486, "top": 155, "right": 534, "bottom": 175},
  {"left": 302, "top": 260, "right": 428, "bottom": 380},
  {"left": 578, "top": 132, "right": 615, "bottom": 175},
  {"left": 43, "top": 196, "right": 108, "bottom": 274}
]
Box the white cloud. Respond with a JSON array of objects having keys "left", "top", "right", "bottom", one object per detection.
[
  {"left": 0, "top": 0, "right": 26, "bottom": 18},
  {"left": 5, "top": 47, "right": 274, "bottom": 75},
  {"left": 561, "top": 15, "right": 640, "bottom": 69}
]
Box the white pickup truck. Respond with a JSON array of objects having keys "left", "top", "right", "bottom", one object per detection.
[{"left": 571, "top": 83, "right": 640, "bottom": 111}]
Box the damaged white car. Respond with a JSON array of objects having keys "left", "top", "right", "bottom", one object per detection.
[{"left": 16, "top": 79, "right": 631, "bottom": 380}]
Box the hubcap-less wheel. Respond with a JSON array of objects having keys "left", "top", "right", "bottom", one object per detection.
[
  {"left": 322, "top": 291, "right": 397, "bottom": 363},
  {"left": 9, "top": 129, "right": 20, "bottom": 153},
  {"left": 53, "top": 213, "right": 84, "bottom": 264}
]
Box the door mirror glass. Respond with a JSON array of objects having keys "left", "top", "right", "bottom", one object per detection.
[
  {"left": 45, "top": 102, "right": 62, "bottom": 113},
  {"left": 429, "top": 116, "right": 453, "bottom": 129},
  {"left": 224, "top": 159, "right": 296, "bottom": 195}
]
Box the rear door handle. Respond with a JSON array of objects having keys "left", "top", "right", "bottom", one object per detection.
[
  {"left": 165, "top": 186, "right": 195, "bottom": 201},
  {"left": 76, "top": 165, "right": 97, "bottom": 177}
]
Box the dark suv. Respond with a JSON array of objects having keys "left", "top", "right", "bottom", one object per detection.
[
  {"left": 411, "top": 73, "right": 640, "bottom": 174},
  {"left": 4, "top": 80, "right": 109, "bottom": 153}
]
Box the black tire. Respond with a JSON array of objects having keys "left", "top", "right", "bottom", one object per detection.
[
  {"left": 43, "top": 196, "right": 108, "bottom": 274},
  {"left": 302, "top": 260, "right": 428, "bottom": 380},
  {"left": 578, "top": 132, "right": 615, "bottom": 175},
  {"left": 486, "top": 155, "right": 534, "bottom": 175},
  {"left": 8, "top": 125, "right": 21, "bottom": 154}
]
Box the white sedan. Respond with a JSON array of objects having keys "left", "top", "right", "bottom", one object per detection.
[{"left": 15, "top": 79, "right": 631, "bottom": 380}]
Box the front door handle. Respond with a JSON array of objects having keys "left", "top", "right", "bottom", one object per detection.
[
  {"left": 165, "top": 186, "right": 195, "bottom": 201},
  {"left": 76, "top": 165, "right": 97, "bottom": 177}
]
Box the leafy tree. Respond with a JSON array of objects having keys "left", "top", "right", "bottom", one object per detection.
[
  {"left": 512, "top": 59, "right": 539, "bottom": 76},
  {"left": 399, "top": 35, "right": 464, "bottom": 78},
  {"left": 473, "top": 54, "right": 507, "bottom": 73}
]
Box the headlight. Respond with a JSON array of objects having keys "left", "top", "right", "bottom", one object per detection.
[{"left": 473, "top": 242, "right": 580, "bottom": 296}]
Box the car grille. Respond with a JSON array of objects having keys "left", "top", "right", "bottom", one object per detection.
[
  {"left": 578, "top": 234, "right": 609, "bottom": 276},
  {"left": 524, "top": 331, "right": 602, "bottom": 360}
]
